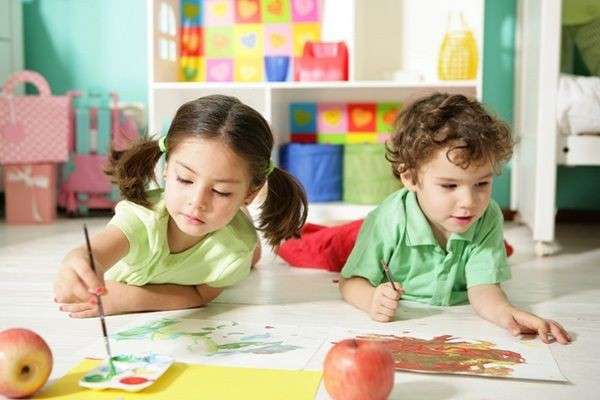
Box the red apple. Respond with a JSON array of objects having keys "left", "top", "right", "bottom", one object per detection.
[
  {"left": 0, "top": 328, "right": 53, "bottom": 399},
  {"left": 323, "top": 338, "right": 395, "bottom": 400}
]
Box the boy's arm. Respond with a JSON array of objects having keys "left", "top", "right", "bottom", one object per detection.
[
  {"left": 467, "top": 283, "right": 513, "bottom": 323},
  {"left": 339, "top": 276, "right": 402, "bottom": 322},
  {"left": 61, "top": 281, "right": 223, "bottom": 318},
  {"left": 339, "top": 276, "right": 377, "bottom": 313},
  {"left": 468, "top": 284, "right": 571, "bottom": 344}
]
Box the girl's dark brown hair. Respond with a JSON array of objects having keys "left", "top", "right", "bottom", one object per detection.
[
  {"left": 106, "top": 95, "right": 307, "bottom": 247},
  {"left": 386, "top": 92, "right": 514, "bottom": 182}
]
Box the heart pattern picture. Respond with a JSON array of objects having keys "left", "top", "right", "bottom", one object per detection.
[
  {"left": 179, "top": 0, "right": 320, "bottom": 81},
  {"left": 289, "top": 102, "right": 402, "bottom": 144}
]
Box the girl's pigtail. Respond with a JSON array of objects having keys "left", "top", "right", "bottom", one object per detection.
[
  {"left": 257, "top": 167, "right": 308, "bottom": 247},
  {"left": 105, "top": 137, "right": 164, "bottom": 207}
]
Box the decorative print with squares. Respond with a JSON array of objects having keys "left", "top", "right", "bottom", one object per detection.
[
  {"left": 180, "top": 0, "right": 321, "bottom": 82},
  {"left": 289, "top": 101, "right": 403, "bottom": 144}
]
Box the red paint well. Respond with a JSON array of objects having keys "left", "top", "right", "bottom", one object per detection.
[{"left": 119, "top": 376, "right": 149, "bottom": 385}]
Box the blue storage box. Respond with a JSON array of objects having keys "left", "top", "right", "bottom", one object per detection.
[{"left": 279, "top": 143, "right": 343, "bottom": 202}]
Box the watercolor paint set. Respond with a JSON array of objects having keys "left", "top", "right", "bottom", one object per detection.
[{"left": 79, "top": 354, "right": 173, "bottom": 392}]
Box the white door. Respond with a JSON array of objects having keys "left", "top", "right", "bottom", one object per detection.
[
  {"left": 513, "top": 0, "right": 561, "bottom": 249},
  {"left": 0, "top": 0, "right": 23, "bottom": 85},
  {"left": 0, "top": 0, "right": 23, "bottom": 191}
]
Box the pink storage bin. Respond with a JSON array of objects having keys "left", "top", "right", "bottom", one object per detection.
[{"left": 4, "top": 164, "right": 57, "bottom": 224}]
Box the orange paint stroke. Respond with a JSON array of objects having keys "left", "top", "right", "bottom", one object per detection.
[{"left": 355, "top": 334, "right": 525, "bottom": 377}]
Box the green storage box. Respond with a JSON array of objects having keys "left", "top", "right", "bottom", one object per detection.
[{"left": 343, "top": 144, "right": 402, "bottom": 204}]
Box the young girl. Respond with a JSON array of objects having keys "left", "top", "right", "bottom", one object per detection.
[{"left": 54, "top": 95, "right": 307, "bottom": 318}]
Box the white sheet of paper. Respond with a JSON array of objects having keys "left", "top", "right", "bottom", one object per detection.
[
  {"left": 305, "top": 325, "right": 567, "bottom": 382},
  {"left": 82, "top": 316, "right": 566, "bottom": 381},
  {"left": 83, "top": 316, "right": 328, "bottom": 370}
]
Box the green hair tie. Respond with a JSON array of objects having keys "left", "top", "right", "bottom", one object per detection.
[
  {"left": 158, "top": 136, "right": 167, "bottom": 153},
  {"left": 266, "top": 160, "right": 276, "bottom": 176}
]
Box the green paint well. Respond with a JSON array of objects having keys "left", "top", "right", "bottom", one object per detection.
[{"left": 83, "top": 373, "right": 110, "bottom": 383}]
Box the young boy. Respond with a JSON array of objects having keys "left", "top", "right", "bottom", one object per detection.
[{"left": 339, "top": 93, "right": 570, "bottom": 344}]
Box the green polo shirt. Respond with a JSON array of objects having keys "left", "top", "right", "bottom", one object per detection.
[{"left": 341, "top": 188, "right": 510, "bottom": 306}]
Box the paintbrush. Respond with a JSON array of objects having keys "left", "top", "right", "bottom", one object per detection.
[
  {"left": 380, "top": 260, "right": 401, "bottom": 295},
  {"left": 83, "top": 224, "right": 116, "bottom": 375}
]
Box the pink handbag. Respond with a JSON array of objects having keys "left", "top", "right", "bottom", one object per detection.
[{"left": 0, "top": 70, "right": 72, "bottom": 164}]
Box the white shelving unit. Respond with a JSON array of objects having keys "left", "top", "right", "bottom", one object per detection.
[
  {"left": 147, "top": 0, "right": 484, "bottom": 220},
  {"left": 150, "top": 79, "right": 477, "bottom": 149}
]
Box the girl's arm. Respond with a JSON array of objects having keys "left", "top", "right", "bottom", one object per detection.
[
  {"left": 60, "top": 282, "right": 223, "bottom": 318},
  {"left": 54, "top": 225, "right": 130, "bottom": 303},
  {"left": 468, "top": 284, "right": 571, "bottom": 344}
]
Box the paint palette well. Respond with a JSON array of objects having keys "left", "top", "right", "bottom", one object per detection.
[{"left": 79, "top": 353, "right": 173, "bottom": 392}]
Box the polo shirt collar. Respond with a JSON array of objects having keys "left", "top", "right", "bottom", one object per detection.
[{"left": 405, "top": 190, "right": 438, "bottom": 246}]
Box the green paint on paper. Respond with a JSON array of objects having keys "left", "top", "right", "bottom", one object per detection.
[{"left": 111, "top": 318, "right": 302, "bottom": 356}]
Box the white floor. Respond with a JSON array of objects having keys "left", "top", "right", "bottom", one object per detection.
[{"left": 1, "top": 218, "right": 599, "bottom": 399}]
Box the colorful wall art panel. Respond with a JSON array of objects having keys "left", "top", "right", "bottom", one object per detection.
[
  {"left": 289, "top": 102, "right": 317, "bottom": 142},
  {"left": 180, "top": 0, "right": 205, "bottom": 81},
  {"left": 235, "top": 0, "right": 262, "bottom": 23},
  {"left": 289, "top": 101, "right": 402, "bottom": 144},
  {"left": 179, "top": 0, "right": 321, "bottom": 81},
  {"left": 376, "top": 102, "right": 402, "bottom": 133}
]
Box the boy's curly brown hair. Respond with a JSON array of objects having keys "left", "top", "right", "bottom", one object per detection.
[{"left": 386, "top": 93, "right": 514, "bottom": 181}]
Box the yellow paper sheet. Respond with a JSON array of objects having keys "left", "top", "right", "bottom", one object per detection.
[{"left": 35, "top": 359, "right": 322, "bottom": 400}]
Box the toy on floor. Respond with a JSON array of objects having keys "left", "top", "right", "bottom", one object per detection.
[
  {"left": 277, "top": 220, "right": 514, "bottom": 271},
  {"left": 58, "top": 91, "right": 142, "bottom": 215}
]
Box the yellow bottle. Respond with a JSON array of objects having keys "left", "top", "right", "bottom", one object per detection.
[{"left": 438, "top": 11, "right": 479, "bottom": 80}]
